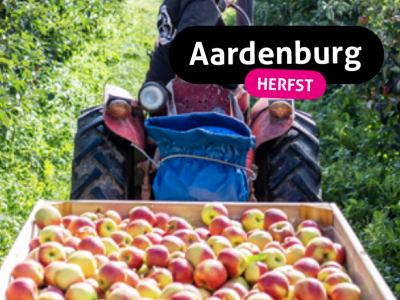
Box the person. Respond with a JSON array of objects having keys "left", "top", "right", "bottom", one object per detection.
[{"left": 145, "top": 0, "right": 239, "bottom": 92}]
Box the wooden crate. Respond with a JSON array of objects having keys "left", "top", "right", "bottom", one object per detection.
[{"left": 0, "top": 200, "right": 396, "bottom": 300}]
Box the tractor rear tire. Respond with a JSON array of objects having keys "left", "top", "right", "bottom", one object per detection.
[
  {"left": 70, "top": 106, "right": 136, "bottom": 200},
  {"left": 255, "top": 110, "right": 322, "bottom": 202}
]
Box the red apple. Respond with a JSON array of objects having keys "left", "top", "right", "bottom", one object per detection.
[
  {"left": 221, "top": 282, "right": 248, "bottom": 299},
  {"left": 129, "top": 206, "right": 156, "bottom": 226},
  {"left": 118, "top": 247, "right": 144, "bottom": 269},
  {"left": 38, "top": 242, "right": 67, "bottom": 266},
  {"left": 109, "top": 230, "right": 132, "bottom": 247},
  {"left": 146, "top": 245, "right": 170, "bottom": 268},
  {"left": 293, "top": 258, "right": 320, "bottom": 278},
  {"left": 213, "top": 289, "right": 240, "bottom": 300},
  {"left": 166, "top": 217, "right": 193, "bottom": 235},
  {"left": 68, "top": 217, "right": 95, "bottom": 236},
  {"left": 77, "top": 236, "right": 106, "bottom": 255},
  {"left": 6, "top": 277, "right": 38, "bottom": 300},
  {"left": 81, "top": 212, "right": 99, "bottom": 222},
  {"left": 195, "top": 228, "right": 210, "bottom": 241},
  {"left": 44, "top": 261, "right": 67, "bottom": 286},
  {"left": 295, "top": 227, "right": 321, "bottom": 247},
  {"left": 131, "top": 235, "right": 152, "bottom": 250},
  {"left": 147, "top": 268, "right": 174, "bottom": 289},
  {"left": 186, "top": 242, "right": 215, "bottom": 268},
  {"left": 236, "top": 242, "right": 260, "bottom": 254},
  {"left": 96, "top": 218, "right": 117, "bottom": 237},
  {"left": 161, "top": 235, "right": 187, "bottom": 253},
  {"left": 194, "top": 259, "right": 227, "bottom": 291},
  {"left": 63, "top": 215, "right": 78, "bottom": 229},
  {"left": 334, "top": 243, "right": 346, "bottom": 265},
  {"left": 146, "top": 232, "right": 163, "bottom": 245},
  {"left": 263, "top": 241, "right": 286, "bottom": 257},
  {"left": 297, "top": 220, "right": 321, "bottom": 233},
  {"left": 39, "top": 225, "right": 64, "bottom": 244},
  {"left": 171, "top": 291, "right": 201, "bottom": 300},
  {"left": 241, "top": 209, "right": 264, "bottom": 232},
  {"left": 281, "top": 237, "right": 303, "bottom": 249},
  {"left": 75, "top": 226, "right": 98, "bottom": 239},
  {"left": 124, "top": 268, "right": 140, "bottom": 288},
  {"left": 257, "top": 271, "right": 289, "bottom": 300},
  {"left": 37, "top": 291, "right": 65, "bottom": 300},
  {"left": 263, "top": 208, "right": 287, "bottom": 231},
  {"left": 104, "top": 210, "right": 122, "bottom": 225},
  {"left": 136, "top": 281, "right": 162, "bottom": 299},
  {"left": 108, "top": 252, "right": 120, "bottom": 261},
  {"left": 168, "top": 251, "right": 186, "bottom": 264},
  {"left": 96, "top": 261, "right": 127, "bottom": 291},
  {"left": 244, "top": 261, "right": 268, "bottom": 285},
  {"left": 65, "top": 282, "right": 97, "bottom": 300},
  {"left": 248, "top": 231, "right": 273, "bottom": 250},
  {"left": 94, "top": 254, "right": 109, "bottom": 269},
  {"left": 209, "top": 216, "right": 232, "bottom": 236},
  {"left": 126, "top": 220, "right": 153, "bottom": 238},
  {"left": 154, "top": 213, "right": 170, "bottom": 231},
  {"left": 324, "top": 272, "right": 352, "bottom": 296},
  {"left": 207, "top": 236, "right": 232, "bottom": 256},
  {"left": 222, "top": 226, "right": 247, "bottom": 247},
  {"left": 268, "top": 221, "right": 294, "bottom": 243},
  {"left": 173, "top": 229, "right": 201, "bottom": 248},
  {"left": 35, "top": 205, "right": 62, "bottom": 230},
  {"left": 286, "top": 244, "right": 305, "bottom": 265},
  {"left": 246, "top": 293, "right": 273, "bottom": 300},
  {"left": 217, "top": 248, "right": 248, "bottom": 278},
  {"left": 54, "top": 264, "right": 85, "bottom": 291},
  {"left": 293, "top": 278, "right": 326, "bottom": 300},
  {"left": 201, "top": 202, "right": 228, "bottom": 226},
  {"left": 305, "top": 237, "right": 337, "bottom": 264},
  {"left": 274, "top": 265, "right": 305, "bottom": 286},
  {"left": 30, "top": 237, "right": 41, "bottom": 251},
  {"left": 108, "top": 285, "right": 141, "bottom": 300},
  {"left": 12, "top": 259, "right": 44, "bottom": 286},
  {"left": 317, "top": 267, "right": 343, "bottom": 282},
  {"left": 63, "top": 237, "right": 81, "bottom": 250},
  {"left": 321, "top": 261, "right": 347, "bottom": 273}
]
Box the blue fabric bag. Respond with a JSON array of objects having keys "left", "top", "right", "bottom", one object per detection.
[{"left": 144, "top": 112, "right": 255, "bottom": 202}]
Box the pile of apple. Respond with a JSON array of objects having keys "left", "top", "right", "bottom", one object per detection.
[{"left": 6, "top": 203, "right": 361, "bottom": 300}]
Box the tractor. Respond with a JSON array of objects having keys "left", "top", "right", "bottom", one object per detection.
[{"left": 70, "top": 1, "right": 321, "bottom": 202}]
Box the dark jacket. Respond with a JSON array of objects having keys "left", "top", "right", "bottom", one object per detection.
[{"left": 145, "top": 0, "right": 238, "bottom": 90}]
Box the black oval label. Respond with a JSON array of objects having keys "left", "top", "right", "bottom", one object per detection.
[{"left": 169, "top": 26, "right": 384, "bottom": 84}]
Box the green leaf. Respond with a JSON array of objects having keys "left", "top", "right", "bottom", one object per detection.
[
  {"left": 0, "top": 110, "right": 9, "bottom": 128},
  {"left": 390, "top": 66, "right": 400, "bottom": 73},
  {"left": 247, "top": 253, "right": 267, "bottom": 263}
]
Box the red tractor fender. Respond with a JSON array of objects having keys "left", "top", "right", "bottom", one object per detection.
[
  {"left": 248, "top": 98, "right": 294, "bottom": 149},
  {"left": 102, "top": 84, "right": 146, "bottom": 151}
]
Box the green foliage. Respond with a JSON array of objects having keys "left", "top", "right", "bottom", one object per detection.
[{"left": 0, "top": 0, "right": 158, "bottom": 265}]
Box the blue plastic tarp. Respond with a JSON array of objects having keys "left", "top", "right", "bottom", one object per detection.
[{"left": 145, "top": 112, "right": 255, "bottom": 202}]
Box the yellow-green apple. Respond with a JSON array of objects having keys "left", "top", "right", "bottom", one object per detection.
[
  {"left": 40, "top": 286, "right": 64, "bottom": 296},
  {"left": 12, "top": 259, "right": 44, "bottom": 286},
  {"left": 209, "top": 216, "right": 232, "bottom": 236},
  {"left": 286, "top": 244, "right": 305, "bottom": 265},
  {"left": 262, "top": 248, "right": 286, "bottom": 270},
  {"left": 86, "top": 278, "right": 104, "bottom": 299},
  {"left": 44, "top": 261, "right": 66, "bottom": 286},
  {"left": 126, "top": 220, "right": 153, "bottom": 238},
  {"left": 27, "top": 248, "right": 39, "bottom": 261},
  {"left": 63, "top": 215, "right": 78, "bottom": 229},
  {"left": 324, "top": 273, "right": 352, "bottom": 296},
  {"left": 214, "top": 289, "right": 240, "bottom": 300},
  {"left": 246, "top": 293, "right": 273, "bottom": 300},
  {"left": 77, "top": 236, "right": 106, "bottom": 255},
  {"left": 40, "top": 225, "right": 64, "bottom": 244},
  {"left": 268, "top": 221, "right": 294, "bottom": 243},
  {"left": 118, "top": 222, "right": 129, "bottom": 231},
  {"left": 30, "top": 237, "right": 41, "bottom": 251},
  {"left": 207, "top": 236, "right": 232, "bottom": 256},
  {"left": 146, "top": 232, "right": 162, "bottom": 245},
  {"left": 257, "top": 271, "right": 289, "bottom": 300},
  {"left": 247, "top": 229, "right": 260, "bottom": 237},
  {"left": 194, "top": 259, "right": 227, "bottom": 291},
  {"left": 108, "top": 285, "right": 141, "bottom": 300},
  {"left": 281, "top": 237, "right": 303, "bottom": 250},
  {"left": 166, "top": 217, "right": 193, "bottom": 235},
  {"left": 136, "top": 281, "right": 162, "bottom": 299},
  {"left": 64, "top": 246, "right": 75, "bottom": 258},
  {"left": 96, "top": 218, "right": 117, "bottom": 237},
  {"left": 38, "top": 242, "right": 67, "bottom": 266},
  {"left": 217, "top": 248, "right": 248, "bottom": 278},
  {"left": 65, "top": 282, "right": 97, "bottom": 300},
  {"left": 68, "top": 217, "right": 95, "bottom": 237},
  {"left": 248, "top": 231, "right": 273, "bottom": 250},
  {"left": 197, "top": 288, "right": 211, "bottom": 300},
  {"left": 274, "top": 266, "right": 305, "bottom": 286},
  {"left": 93, "top": 254, "right": 109, "bottom": 269},
  {"left": 263, "top": 209, "right": 287, "bottom": 231},
  {"left": 105, "top": 283, "right": 130, "bottom": 299},
  {"left": 305, "top": 237, "right": 337, "bottom": 264},
  {"left": 37, "top": 291, "right": 65, "bottom": 300},
  {"left": 320, "top": 261, "right": 347, "bottom": 273},
  {"left": 6, "top": 277, "right": 37, "bottom": 300},
  {"left": 244, "top": 261, "right": 268, "bottom": 285},
  {"left": 295, "top": 227, "right": 321, "bottom": 247},
  {"left": 124, "top": 268, "right": 140, "bottom": 288},
  {"left": 161, "top": 236, "right": 186, "bottom": 253},
  {"left": 35, "top": 205, "right": 62, "bottom": 230},
  {"left": 334, "top": 243, "right": 345, "bottom": 265},
  {"left": 80, "top": 212, "right": 98, "bottom": 222},
  {"left": 96, "top": 261, "right": 127, "bottom": 291},
  {"left": 137, "top": 264, "right": 150, "bottom": 277},
  {"left": 101, "top": 237, "right": 120, "bottom": 255},
  {"left": 227, "top": 277, "right": 250, "bottom": 290},
  {"left": 160, "top": 282, "right": 185, "bottom": 300},
  {"left": 110, "top": 231, "right": 133, "bottom": 248},
  {"left": 221, "top": 282, "right": 248, "bottom": 299},
  {"left": 263, "top": 241, "right": 287, "bottom": 257},
  {"left": 293, "top": 258, "right": 320, "bottom": 278},
  {"left": 145, "top": 244, "right": 170, "bottom": 268},
  {"left": 54, "top": 264, "right": 85, "bottom": 291},
  {"left": 222, "top": 226, "right": 247, "bottom": 247},
  {"left": 293, "top": 278, "right": 326, "bottom": 300},
  {"left": 168, "top": 251, "right": 186, "bottom": 264},
  {"left": 297, "top": 220, "right": 321, "bottom": 233},
  {"left": 170, "top": 291, "right": 201, "bottom": 300},
  {"left": 201, "top": 202, "right": 228, "bottom": 226},
  {"left": 108, "top": 251, "right": 120, "bottom": 261},
  {"left": 286, "top": 285, "right": 294, "bottom": 300},
  {"left": 75, "top": 226, "right": 98, "bottom": 240},
  {"left": 62, "top": 229, "right": 72, "bottom": 240},
  {"left": 317, "top": 267, "right": 343, "bottom": 282},
  {"left": 118, "top": 246, "right": 144, "bottom": 269},
  {"left": 104, "top": 210, "right": 122, "bottom": 225},
  {"left": 195, "top": 228, "right": 210, "bottom": 241},
  {"left": 147, "top": 268, "right": 174, "bottom": 289},
  {"left": 236, "top": 242, "right": 260, "bottom": 254},
  {"left": 240, "top": 209, "right": 264, "bottom": 232},
  {"left": 174, "top": 229, "right": 201, "bottom": 248},
  {"left": 154, "top": 212, "right": 170, "bottom": 231},
  {"left": 186, "top": 242, "right": 215, "bottom": 268},
  {"left": 131, "top": 235, "right": 152, "bottom": 250},
  {"left": 64, "top": 237, "right": 81, "bottom": 250},
  {"left": 237, "top": 248, "right": 252, "bottom": 258},
  {"left": 68, "top": 250, "right": 97, "bottom": 278},
  {"left": 129, "top": 206, "right": 156, "bottom": 226},
  {"left": 231, "top": 221, "right": 243, "bottom": 229},
  {"left": 168, "top": 258, "right": 194, "bottom": 284}
]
